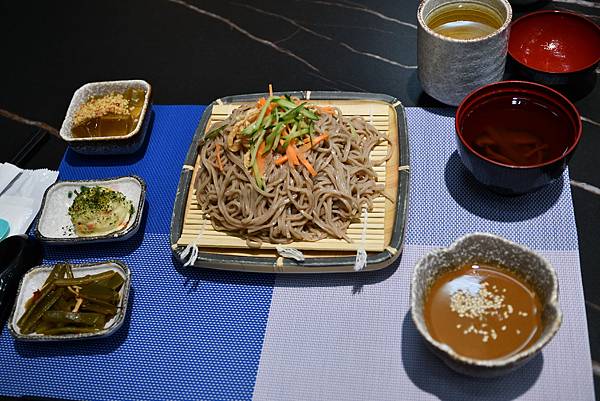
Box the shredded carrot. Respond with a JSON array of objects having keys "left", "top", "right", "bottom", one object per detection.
[
  {"left": 286, "top": 143, "right": 300, "bottom": 167},
  {"left": 216, "top": 143, "right": 224, "bottom": 171},
  {"left": 297, "top": 152, "right": 317, "bottom": 176},
  {"left": 275, "top": 133, "right": 329, "bottom": 165},
  {"left": 317, "top": 106, "right": 336, "bottom": 114},
  {"left": 257, "top": 96, "right": 274, "bottom": 115},
  {"left": 268, "top": 83, "right": 273, "bottom": 97},
  {"left": 299, "top": 133, "right": 329, "bottom": 152},
  {"left": 257, "top": 142, "right": 266, "bottom": 176}
]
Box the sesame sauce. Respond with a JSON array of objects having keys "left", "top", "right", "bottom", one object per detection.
[{"left": 424, "top": 263, "right": 542, "bottom": 360}]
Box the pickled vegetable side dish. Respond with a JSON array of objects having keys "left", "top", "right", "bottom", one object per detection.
[
  {"left": 71, "top": 88, "right": 145, "bottom": 138},
  {"left": 17, "top": 263, "right": 125, "bottom": 335}
]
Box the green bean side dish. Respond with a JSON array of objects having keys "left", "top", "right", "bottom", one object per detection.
[{"left": 17, "top": 263, "right": 124, "bottom": 335}]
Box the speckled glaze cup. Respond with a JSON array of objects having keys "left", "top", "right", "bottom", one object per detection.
[
  {"left": 411, "top": 233, "right": 562, "bottom": 377},
  {"left": 417, "top": 0, "right": 512, "bottom": 106}
]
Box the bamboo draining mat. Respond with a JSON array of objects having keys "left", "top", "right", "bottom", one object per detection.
[{"left": 176, "top": 100, "right": 399, "bottom": 255}]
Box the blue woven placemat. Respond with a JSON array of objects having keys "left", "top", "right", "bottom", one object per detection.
[{"left": 0, "top": 106, "right": 592, "bottom": 401}]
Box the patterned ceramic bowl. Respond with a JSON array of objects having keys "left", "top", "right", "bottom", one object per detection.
[
  {"left": 59, "top": 80, "right": 152, "bottom": 155},
  {"left": 411, "top": 233, "right": 562, "bottom": 377}
]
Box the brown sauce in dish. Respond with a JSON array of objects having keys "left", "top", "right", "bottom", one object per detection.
[
  {"left": 72, "top": 88, "right": 145, "bottom": 138},
  {"left": 424, "top": 263, "right": 542, "bottom": 360},
  {"left": 461, "top": 94, "right": 573, "bottom": 166}
]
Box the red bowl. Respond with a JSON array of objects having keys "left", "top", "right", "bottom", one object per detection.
[
  {"left": 508, "top": 10, "right": 600, "bottom": 74},
  {"left": 455, "top": 81, "right": 582, "bottom": 195}
]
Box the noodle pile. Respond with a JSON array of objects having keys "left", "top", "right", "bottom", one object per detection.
[{"left": 195, "top": 99, "right": 391, "bottom": 247}]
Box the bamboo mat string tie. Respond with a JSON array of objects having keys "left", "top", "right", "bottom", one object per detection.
[
  {"left": 180, "top": 211, "right": 208, "bottom": 266},
  {"left": 274, "top": 256, "right": 285, "bottom": 271},
  {"left": 182, "top": 165, "right": 194, "bottom": 171},
  {"left": 354, "top": 207, "right": 368, "bottom": 272},
  {"left": 385, "top": 246, "right": 398, "bottom": 256},
  {"left": 276, "top": 245, "right": 305, "bottom": 262},
  {"left": 398, "top": 165, "right": 410, "bottom": 172}
]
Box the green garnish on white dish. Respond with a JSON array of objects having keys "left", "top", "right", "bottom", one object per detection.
[{"left": 68, "top": 186, "right": 133, "bottom": 236}]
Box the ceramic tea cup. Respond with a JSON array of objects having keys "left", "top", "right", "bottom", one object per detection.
[{"left": 417, "top": 0, "right": 513, "bottom": 106}]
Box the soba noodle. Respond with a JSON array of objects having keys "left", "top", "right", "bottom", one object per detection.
[{"left": 195, "top": 100, "right": 391, "bottom": 247}]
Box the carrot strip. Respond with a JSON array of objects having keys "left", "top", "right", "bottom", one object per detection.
[
  {"left": 275, "top": 133, "right": 329, "bottom": 165},
  {"left": 286, "top": 143, "right": 300, "bottom": 167},
  {"left": 317, "top": 106, "right": 336, "bottom": 114},
  {"left": 299, "top": 133, "right": 329, "bottom": 152},
  {"left": 297, "top": 152, "right": 317, "bottom": 176},
  {"left": 215, "top": 143, "right": 224, "bottom": 172},
  {"left": 257, "top": 142, "right": 266, "bottom": 176}
]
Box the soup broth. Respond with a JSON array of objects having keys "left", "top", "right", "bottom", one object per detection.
[
  {"left": 426, "top": 2, "right": 504, "bottom": 40},
  {"left": 461, "top": 94, "right": 573, "bottom": 166},
  {"left": 424, "top": 263, "right": 543, "bottom": 360}
]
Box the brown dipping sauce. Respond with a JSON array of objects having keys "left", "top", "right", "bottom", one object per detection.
[
  {"left": 461, "top": 94, "right": 573, "bottom": 166},
  {"left": 425, "top": 263, "right": 542, "bottom": 360},
  {"left": 72, "top": 88, "right": 146, "bottom": 138}
]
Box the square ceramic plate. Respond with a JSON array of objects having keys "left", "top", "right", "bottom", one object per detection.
[
  {"left": 170, "top": 91, "right": 410, "bottom": 273},
  {"left": 35, "top": 175, "right": 146, "bottom": 244},
  {"left": 59, "top": 79, "right": 153, "bottom": 155},
  {"left": 9, "top": 260, "right": 131, "bottom": 341}
]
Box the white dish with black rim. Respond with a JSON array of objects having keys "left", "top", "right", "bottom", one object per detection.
[
  {"left": 35, "top": 175, "right": 146, "bottom": 244},
  {"left": 9, "top": 260, "right": 131, "bottom": 341}
]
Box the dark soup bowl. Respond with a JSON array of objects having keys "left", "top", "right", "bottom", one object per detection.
[
  {"left": 455, "top": 81, "right": 581, "bottom": 195},
  {"left": 508, "top": 10, "right": 600, "bottom": 92}
]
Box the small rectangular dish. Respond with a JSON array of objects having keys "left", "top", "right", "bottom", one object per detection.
[
  {"left": 59, "top": 79, "right": 152, "bottom": 155},
  {"left": 8, "top": 260, "right": 131, "bottom": 341},
  {"left": 35, "top": 175, "right": 146, "bottom": 244}
]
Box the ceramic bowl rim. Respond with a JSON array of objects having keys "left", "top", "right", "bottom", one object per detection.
[
  {"left": 455, "top": 80, "right": 582, "bottom": 169},
  {"left": 410, "top": 232, "right": 562, "bottom": 368},
  {"left": 508, "top": 10, "right": 600, "bottom": 74},
  {"left": 417, "top": 0, "right": 513, "bottom": 43},
  {"left": 59, "top": 79, "right": 152, "bottom": 142}
]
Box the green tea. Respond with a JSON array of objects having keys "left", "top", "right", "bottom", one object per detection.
[{"left": 426, "top": 2, "right": 504, "bottom": 40}]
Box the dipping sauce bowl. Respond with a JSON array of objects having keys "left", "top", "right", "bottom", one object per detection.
[
  {"left": 455, "top": 80, "right": 581, "bottom": 195},
  {"left": 508, "top": 10, "right": 600, "bottom": 89},
  {"left": 411, "top": 233, "right": 562, "bottom": 377}
]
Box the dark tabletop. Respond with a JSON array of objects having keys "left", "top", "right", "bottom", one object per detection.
[{"left": 1, "top": 0, "right": 599, "bottom": 398}]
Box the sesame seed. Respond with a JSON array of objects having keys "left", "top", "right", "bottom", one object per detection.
[{"left": 501, "top": 325, "right": 507, "bottom": 331}]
